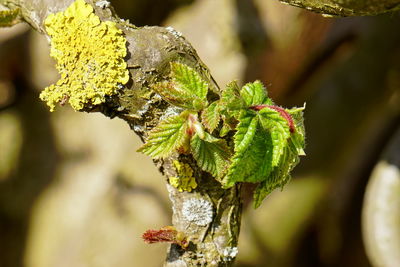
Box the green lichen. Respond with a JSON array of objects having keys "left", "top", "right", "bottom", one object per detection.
[
  {"left": 0, "top": 8, "right": 21, "bottom": 27},
  {"left": 40, "top": 0, "right": 129, "bottom": 111},
  {"left": 169, "top": 160, "right": 197, "bottom": 192}
]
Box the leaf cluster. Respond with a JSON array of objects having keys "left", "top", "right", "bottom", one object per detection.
[{"left": 138, "top": 62, "right": 306, "bottom": 208}]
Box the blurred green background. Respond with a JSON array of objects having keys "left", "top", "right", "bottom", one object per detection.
[{"left": 0, "top": 0, "right": 399, "bottom": 266}]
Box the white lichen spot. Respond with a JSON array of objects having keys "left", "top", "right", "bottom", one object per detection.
[
  {"left": 182, "top": 198, "right": 213, "bottom": 226},
  {"left": 166, "top": 26, "right": 183, "bottom": 38},
  {"left": 95, "top": 0, "right": 110, "bottom": 8},
  {"left": 222, "top": 247, "right": 238, "bottom": 261},
  {"left": 159, "top": 106, "right": 183, "bottom": 121},
  {"left": 133, "top": 124, "right": 144, "bottom": 133}
]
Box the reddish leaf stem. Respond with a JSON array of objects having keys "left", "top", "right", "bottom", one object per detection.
[{"left": 249, "top": 105, "right": 295, "bottom": 133}]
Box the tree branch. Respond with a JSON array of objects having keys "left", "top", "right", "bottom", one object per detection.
[
  {"left": 0, "top": 0, "right": 242, "bottom": 265},
  {"left": 276, "top": 0, "right": 400, "bottom": 16}
]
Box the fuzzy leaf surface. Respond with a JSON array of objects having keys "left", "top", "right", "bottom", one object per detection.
[
  {"left": 170, "top": 62, "right": 208, "bottom": 100},
  {"left": 258, "top": 108, "right": 291, "bottom": 167},
  {"left": 288, "top": 107, "right": 306, "bottom": 155},
  {"left": 191, "top": 133, "right": 231, "bottom": 179},
  {"left": 220, "top": 80, "right": 244, "bottom": 112},
  {"left": 137, "top": 114, "right": 188, "bottom": 159},
  {"left": 152, "top": 81, "right": 197, "bottom": 109},
  {"left": 223, "top": 126, "right": 274, "bottom": 187},
  {"left": 219, "top": 119, "right": 234, "bottom": 137},
  {"left": 240, "top": 81, "right": 268, "bottom": 106},
  {"left": 253, "top": 146, "right": 299, "bottom": 208},
  {"left": 233, "top": 110, "right": 258, "bottom": 153},
  {"left": 201, "top": 101, "right": 220, "bottom": 132}
]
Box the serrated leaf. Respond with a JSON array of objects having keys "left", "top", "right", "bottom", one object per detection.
[
  {"left": 240, "top": 80, "right": 268, "bottom": 106},
  {"left": 289, "top": 132, "right": 306, "bottom": 156},
  {"left": 258, "top": 108, "right": 291, "bottom": 167},
  {"left": 253, "top": 146, "right": 299, "bottom": 208},
  {"left": 220, "top": 80, "right": 245, "bottom": 111},
  {"left": 170, "top": 62, "right": 208, "bottom": 100},
  {"left": 137, "top": 114, "right": 188, "bottom": 159},
  {"left": 219, "top": 119, "right": 234, "bottom": 137},
  {"left": 191, "top": 133, "right": 231, "bottom": 179},
  {"left": 288, "top": 106, "right": 306, "bottom": 156},
  {"left": 252, "top": 105, "right": 306, "bottom": 208},
  {"left": 201, "top": 102, "right": 220, "bottom": 132},
  {"left": 223, "top": 126, "right": 274, "bottom": 187},
  {"left": 152, "top": 81, "right": 197, "bottom": 109},
  {"left": 234, "top": 111, "right": 258, "bottom": 153}
]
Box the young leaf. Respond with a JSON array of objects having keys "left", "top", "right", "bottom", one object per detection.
[
  {"left": 223, "top": 111, "right": 273, "bottom": 187},
  {"left": 152, "top": 81, "right": 197, "bottom": 109},
  {"left": 220, "top": 80, "right": 245, "bottom": 111},
  {"left": 289, "top": 132, "right": 306, "bottom": 156},
  {"left": 258, "top": 108, "right": 291, "bottom": 167},
  {"left": 170, "top": 62, "right": 208, "bottom": 100},
  {"left": 240, "top": 80, "right": 268, "bottom": 106},
  {"left": 201, "top": 102, "right": 220, "bottom": 132},
  {"left": 234, "top": 110, "right": 258, "bottom": 153},
  {"left": 288, "top": 105, "right": 306, "bottom": 156},
  {"left": 137, "top": 114, "right": 188, "bottom": 159},
  {"left": 223, "top": 126, "right": 274, "bottom": 187},
  {"left": 191, "top": 133, "right": 231, "bottom": 179},
  {"left": 253, "top": 146, "right": 299, "bottom": 208},
  {"left": 219, "top": 119, "right": 234, "bottom": 137}
]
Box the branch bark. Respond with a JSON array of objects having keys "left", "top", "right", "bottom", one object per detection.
[
  {"left": 276, "top": 0, "right": 400, "bottom": 16},
  {"left": 0, "top": 0, "right": 242, "bottom": 266},
  {"left": 362, "top": 126, "right": 400, "bottom": 267}
]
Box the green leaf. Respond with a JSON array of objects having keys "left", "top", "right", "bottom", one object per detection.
[
  {"left": 289, "top": 132, "right": 306, "bottom": 156},
  {"left": 258, "top": 108, "right": 291, "bottom": 167},
  {"left": 170, "top": 62, "right": 208, "bottom": 100},
  {"left": 201, "top": 102, "right": 220, "bottom": 132},
  {"left": 137, "top": 114, "right": 189, "bottom": 159},
  {"left": 253, "top": 146, "right": 299, "bottom": 208},
  {"left": 223, "top": 126, "right": 274, "bottom": 187},
  {"left": 252, "top": 105, "right": 306, "bottom": 208},
  {"left": 240, "top": 80, "right": 268, "bottom": 106},
  {"left": 233, "top": 111, "right": 258, "bottom": 153},
  {"left": 220, "top": 80, "right": 245, "bottom": 111},
  {"left": 288, "top": 105, "right": 306, "bottom": 156},
  {"left": 152, "top": 81, "right": 197, "bottom": 109},
  {"left": 0, "top": 8, "right": 20, "bottom": 27},
  {"left": 191, "top": 133, "right": 231, "bottom": 179},
  {"left": 219, "top": 119, "right": 234, "bottom": 137}
]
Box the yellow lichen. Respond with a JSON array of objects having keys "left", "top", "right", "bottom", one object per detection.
[
  {"left": 169, "top": 160, "right": 197, "bottom": 192},
  {"left": 40, "top": 0, "right": 129, "bottom": 111}
]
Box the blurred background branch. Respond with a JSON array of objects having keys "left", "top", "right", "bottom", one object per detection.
[{"left": 276, "top": 0, "right": 400, "bottom": 16}]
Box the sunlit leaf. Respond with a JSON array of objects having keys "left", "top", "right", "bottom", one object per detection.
[
  {"left": 201, "top": 102, "right": 220, "bottom": 132},
  {"left": 137, "top": 114, "right": 188, "bottom": 158},
  {"left": 170, "top": 62, "right": 208, "bottom": 100},
  {"left": 240, "top": 80, "right": 268, "bottom": 106},
  {"left": 152, "top": 81, "right": 197, "bottom": 109},
  {"left": 258, "top": 108, "right": 291, "bottom": 167},
  {"left": 253, "top": 146, "right": 299, "bottom": 208},
  {"left": 223, "top": 126, "right": 274, "bottom": 187},
  {"left": 191, "top": 133, "right": 231, "bottom": 179}
]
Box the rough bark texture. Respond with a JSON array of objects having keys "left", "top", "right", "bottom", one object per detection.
[
  {"left": 276, "top": 0, "right": 400, "bottom": 16},
  {"left": 0, "top": 0, "right": 241, "bottom": 266}
]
